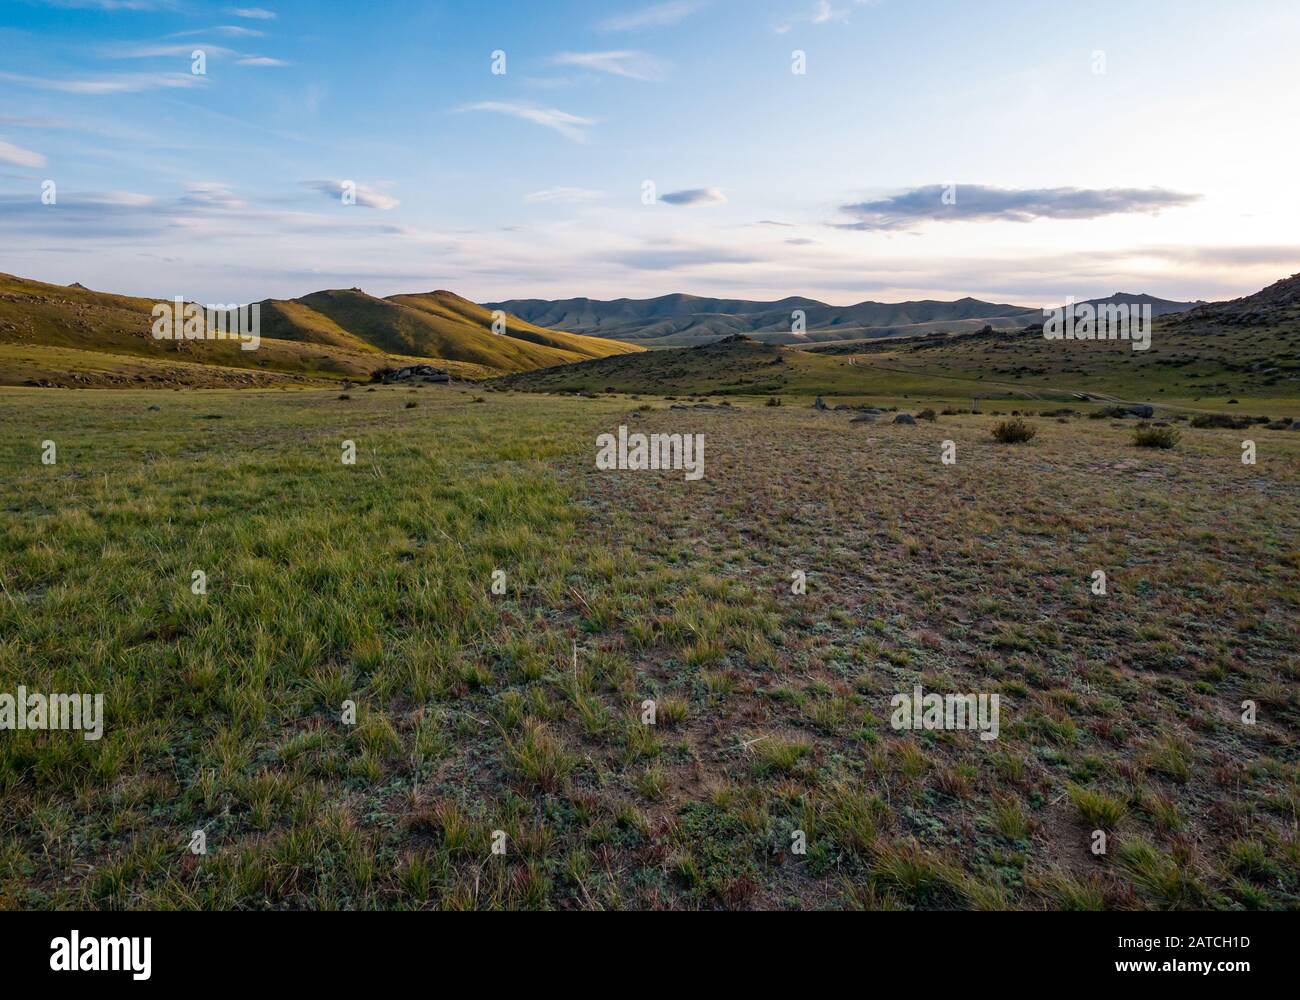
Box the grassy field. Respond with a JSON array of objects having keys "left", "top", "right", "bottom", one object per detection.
[
  {"left": 1, "top": 385, "right": 1297, "bottom": 909},
  {"left": 496, "top": 335, "right": 1300, "bottom": 416}
]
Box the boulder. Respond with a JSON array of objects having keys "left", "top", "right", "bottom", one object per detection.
[
  {"left": 893, "top": 413, "right": 917, "bottom": 425},
  {"left": 383, "top": 364, "right": 450, "bottom": 384}
]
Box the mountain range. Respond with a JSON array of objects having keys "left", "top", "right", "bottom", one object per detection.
[
  {"left": 495, "top": 273, "right": 1300, "bottom": 405},
  {"left": 485, "top": 291, "right": 1202, "bottom": 347}
]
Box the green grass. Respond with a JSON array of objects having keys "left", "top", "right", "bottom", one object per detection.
[
  {"left": 498, "top": 314, "right": 1300, "bottom": 413},
  {"left": 1, "top": 383, "right": 1297, "bottom": 909}
]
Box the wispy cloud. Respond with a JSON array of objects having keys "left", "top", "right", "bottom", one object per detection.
[
  {"left": 105, "top": 43, "right": 237, "bottom": 58},
  {"left": 236, "top": 55, "right": 290, "bottom": 66},
  {"left": 612, "top": 244, "right": 760, "bottom": 270},
  {"left": 0, "top": 70, "right": 205, "bottom": 94},
  {"left": 660, "top": 187, "right": 727, "bottom": 206},
  {"left": 525, "top": 187, "right": 605, "bottom": 204},
  {"left": 181, "top": 183, "right": 246, "bottom": 210},
  {"left": 228, "top": 6, "right": 276, "bottom": 19},
  {"left": 38, "top": 1, "right": 177, "bottom": 9},
  {"left": 302, "top": 180, "right": 399, "bottom": 210},
  {"left": 0, "top": 139, "right": 46, "bottom": 169},
  {"left": 169, "top": 25, "right": 265, "bottom": 38},
  {"left": 0, "top": 115, "right": 73, "bottom": 129},
  {"left": 457, "top": 101, "right": 594, "bottom": 142},
  {"left": 835, "top": 184, "right": 1201, "bottom": 230},
  {"left": 775, "top": 0, "right": 876, "bottom": 34},
  {"left": 550, "top": 51, "right": 666, "bottom": 82},
  {"left": 598, "top": 1, "right": 700, "bottom": 31}
]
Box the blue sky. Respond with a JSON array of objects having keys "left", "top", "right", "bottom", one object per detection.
[{"left": 2, "top": 0, "right": 1298, "bottom": 305}]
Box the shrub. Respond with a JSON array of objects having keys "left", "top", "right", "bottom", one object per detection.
[
  {"left": 992, "top": 418, "right": 1037, "bottom": 444},
  {"left": 1191, "top": 413, "right": 1249, "bottom": 429},
  {"left": 917, "top": 408, "right": 937, "bottom": 422},
  {"left": 1133, "top": 425, "right": 1179, "bottom": 449},
  {"left": 765, "top": 396, "right": 783, "bottom": 407}
]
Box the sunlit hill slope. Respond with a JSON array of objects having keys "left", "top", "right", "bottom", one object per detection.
[{"left": 0, "top": 274, "right": 642, "bottom": 388}]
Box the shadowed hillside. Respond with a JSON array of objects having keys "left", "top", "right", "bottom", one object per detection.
[{"left": 486, "top": 291, "right": 1201, "bottom": 347}]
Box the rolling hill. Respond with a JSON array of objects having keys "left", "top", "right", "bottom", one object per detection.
[
  {"left": 492, "top": 274, "right": 1300, "bottom": 410},
  {"left": 484, "top": 291, "right": 1201, "bottom": 348},
  {"left": 0, "top": 274, "right": 641, "bottom": 388}
]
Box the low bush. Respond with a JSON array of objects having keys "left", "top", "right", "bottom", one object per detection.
[
  {"left": 1133, "top": 425, "right": 1179, "bottom": 449},
  {"left": 992, "top": 418, "right": 1037, "bottom": 444}
]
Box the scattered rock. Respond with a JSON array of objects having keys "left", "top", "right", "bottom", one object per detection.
[
  {"left": 893, "top": 413, "right": 917, "bottom": 425},
  {"left": 379, "top": 364, "right": 450, "bottom": 385},
  {"left": 147, "top": 404, "right": 161, "bottom": 412},
  {"left": 813, "top": 396, "right": 827, "bottom": 410}
]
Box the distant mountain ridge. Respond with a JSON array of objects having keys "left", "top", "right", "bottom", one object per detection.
[
  {"left": 494, "top": 272, "right": 1299, "bottom": 404},
  {"left": 485, "top": 291, "right": 1202, "bottom": 347}
]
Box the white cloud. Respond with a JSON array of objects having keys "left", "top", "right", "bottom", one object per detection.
[
  {"left": 775, "top": 0, "right": 876, "bottom": 33},
  {"left": 525, "top": 187, "right": 606, "bottom": 204},
  {"left": 169, "top": 25, "right": 265, "bottom": 38},
  {"left": 236, "top": 56, "right": 290, "bottom": 66},
  {"left": 181, "top": 183, "right": 246, "bottom": 210},
  {"left": 106, "top": 43, "right": 236, "bottom": 58},
  {"left": 38, "top": 1, "right": 175, "bottom": 9},
  {"left": 302, "top": 180, "right": 399, "bottom": 211},
  {"left": 228, "top": 6, "right": 276, "bottom": 18},
  {"left": 91, "top": 191, "right": 155, "bottom": 206},
  {"left": 550, "top": 51, "right": 666, "bottom": 82},
  {"left": 457, "top": 102, "right": 594, "bottom": 143},
  {"left": 598, "top": 2, "right": 700, "bottom": 31},
  {"left": 0, "top": 70, "right": 205, "bottom": 94},
  {"left": 0, "top": 139, "right": 47, "bottom": 168}
]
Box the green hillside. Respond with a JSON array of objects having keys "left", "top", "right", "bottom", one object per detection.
[{"left": 0, "top": 273, "right": 641, "bottom": 388}]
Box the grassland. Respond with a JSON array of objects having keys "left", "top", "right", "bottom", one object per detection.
[
  {"left": 1, "top": 385, "right": 1297, "bottom": 909},
  {"left": 496, "top": 335, "right": 1300, "bottom": 417}
]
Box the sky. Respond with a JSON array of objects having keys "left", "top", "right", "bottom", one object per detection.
[{"left": 1, "top": 0, "right": 1299, "bottom": 307}]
